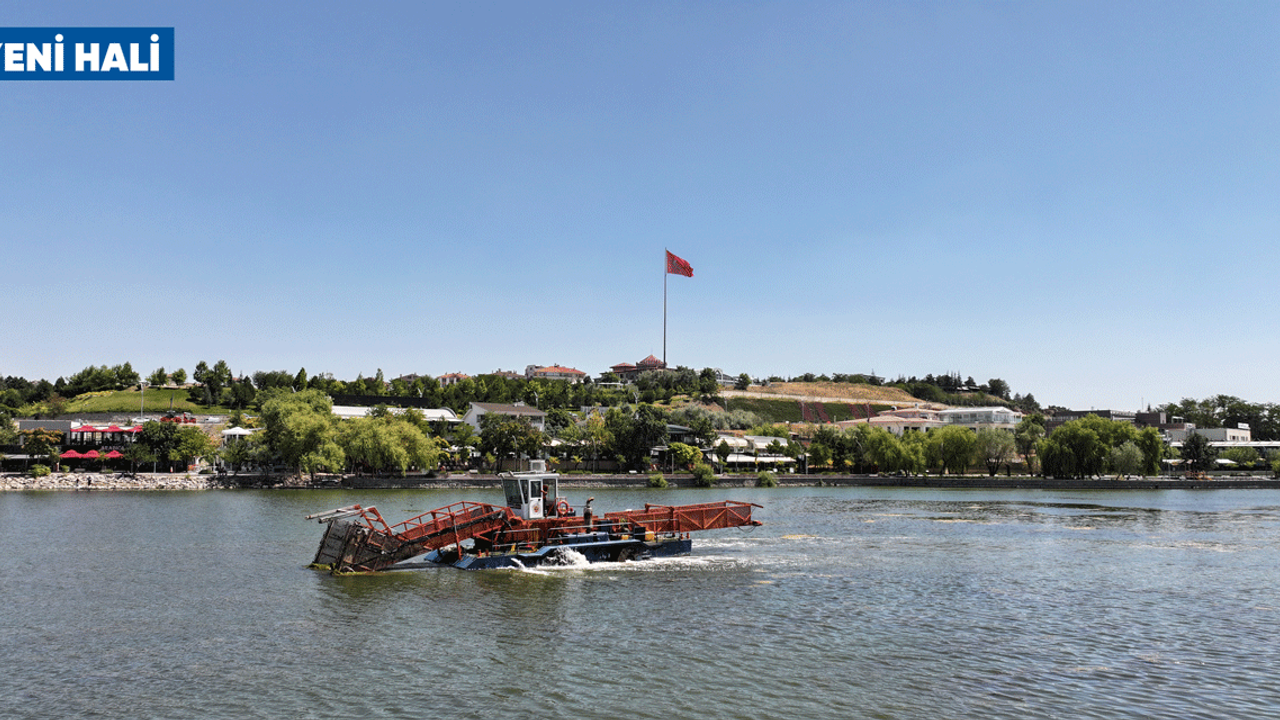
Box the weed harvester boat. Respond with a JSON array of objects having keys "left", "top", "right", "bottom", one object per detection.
[{"left": 307, "top": 471, "right": 762, "bottom": 572}]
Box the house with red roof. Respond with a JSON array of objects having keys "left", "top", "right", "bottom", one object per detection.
[
  {"left": 608, "top": 354, "right": 668, "bottom": 382},
  {"left": 437, "top": 372, "right": 470, "bottom": 387},
  {"left": 525, "top": 364, "right": 587, "bottom": 384}
]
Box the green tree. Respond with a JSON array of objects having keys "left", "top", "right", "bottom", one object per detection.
[
  {"left": 667, "top": 441, "right": 701, "bottom": 470},
  {"left": 259, "top": 388, "right": 344, "bottom": 479},
  {"left": 137, "top": 421, "right": 180, "bottom": 471},
  {"left": 691, "top": 463, "right": 716, "bottom": 487},
  {"left": 864, "top": 426, "right": 910, "bottom": 473},
  {"left": 1015, "top": 414, "right": 1045, "bottom": 474},
  {"left": 1180, "top": 433, "right": 1217, "bottom": 473},
  {"left": 170, "top": 368, "right": 187, "bottom": 385},
  {"left": 125, "top": 442, "right": 157, "bottom": 473},
  {"left": 115, "top": 362, "right": 140, "bottom": 388},
  {"left": 698, "top": 368, "right": 720, "bottom": 397},
  {"left": 339, "top": 415, "right": 439, "bottom": 476},
  {"left": 147, "top": 367, "right": 168, "bottom": 387},
  {"left": 985, "top": 378, "right": 1011, "bottom": 400},
  {"left": 808, "top": 441, "right": 832, "bottom": 470},
  {"left": 478, "top": 414, "right": 544, "bottom": 472},
  {"left": 544, "top": 408, "right": 575, "bottom": 438},
  {"left": 606, "top": 404, "right": 668, "bottom": 471},
  {"left": 715, "top": 440, "right": 732, "bottom": 467},
  {"left": 926, "top": 425, "right": 977, "bottom": 475},
  {"left": 1039, "top": 419, "right": 1105, "bottom": 478},
  {"left": 218, "top": 433, "right": 266, "bottom": 473},
  {"left": 1134, "top": 427, "right": 1164, "bottom": 476},
  {"left": 1220, "top": 446, "right": 1261, "bottom": 468},
  {"left": 19, "top": 428, "right": 62, "bottom": 466},
  {"left": 975, "top": 428, "right": 1017, "bottom": 476},
  {"left": 228, "top": 376, "right": 256, "bottom": 409},
  {"left": 899, "top": 431, "right": 928, "bottom": 475},
  {"left": 172, "top": 426, "right": 215, "bottom": 467},
  {"left": 1107, "top": 440, "right": 1145, "bottom": 478},
  {"left": 735, "top": 373, "right": 751, "bottom": 391}
]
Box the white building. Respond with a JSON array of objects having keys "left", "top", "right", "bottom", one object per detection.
[
  {"left": 330, "top": 406, "right": 460, "bottom": 423},
  {"left": 937, "top": 406, "right": 1023, "bottom": 430},
  {"left": 1167, "top": 425, "right": 1252, "bottom": 443},
  {"left": 836, "top": 407, "right": 945, "bottom": 436},
  {"left": 462, "top": 402, "right": 547, "bottom": 433}
]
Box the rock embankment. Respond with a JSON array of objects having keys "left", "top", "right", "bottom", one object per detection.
[{"left": 1, "top": 472, "right": 215, "bottom": 491}]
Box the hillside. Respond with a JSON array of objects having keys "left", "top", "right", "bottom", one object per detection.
[
  {"left": 724, "top": 382, "right": 931, "bottom": 406},
  {"left": 25, "top": 387, "right": 228, "bottom": 418}
]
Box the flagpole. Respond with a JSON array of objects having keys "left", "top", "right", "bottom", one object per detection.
[{"left": 663, "top": 248, "right": 667, "bottom": 366}]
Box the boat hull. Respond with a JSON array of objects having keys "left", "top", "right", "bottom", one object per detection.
[{"left": 415, "top": 533, "right": 694, "bottom": 570}]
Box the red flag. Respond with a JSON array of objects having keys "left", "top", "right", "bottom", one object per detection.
[{"left": 665, "top": 250, "right": 694, "bottom": 277}]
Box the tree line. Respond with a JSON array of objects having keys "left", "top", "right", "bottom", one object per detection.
[{"left": 218, "top": 390, "right": 757, "bottom": 479}]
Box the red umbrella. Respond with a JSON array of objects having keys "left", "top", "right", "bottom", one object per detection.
[
  {"left": 82, "top": 450, "right": 100, "bottom": 459},
  {"left": 105, "top": 450, "right": 124, "bottom": 459},
  {"left": 105, "top": 425, "right": 125, "bottom": 433},
  {"left": 60, "top": 449, "right": 84, "bottom": 459}
]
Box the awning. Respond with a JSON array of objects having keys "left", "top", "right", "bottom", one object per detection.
[{"left": 60, "top": 449, "right": 84, "bottom": 459}]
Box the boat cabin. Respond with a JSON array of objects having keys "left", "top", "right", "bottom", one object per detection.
[{"left": 500, "top": 471, "right": 572, "bottom": 520}]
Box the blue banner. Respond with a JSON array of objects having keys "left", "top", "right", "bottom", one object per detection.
[{"left": 0, "top": 28, "right": 173, "bottom": 80}]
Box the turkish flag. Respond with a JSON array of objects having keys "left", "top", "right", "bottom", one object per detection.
[{"left": 665, "top": 250, "right": 694, "bottom": 277}]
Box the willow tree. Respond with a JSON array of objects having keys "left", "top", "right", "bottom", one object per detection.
[{"left": 259, "top": 388, "right": 344, "bottom": 479}]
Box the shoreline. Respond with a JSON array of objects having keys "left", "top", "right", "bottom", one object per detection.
[{"left": 6, "top": 471, "right": 1280, "bottom": 492}]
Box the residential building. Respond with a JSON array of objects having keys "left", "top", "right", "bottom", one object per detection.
[
  {"left": 462, "top": 402, "right": 547, "bottom": 433},
  {"left": 608, "top": 354, "right": 667, "bottom": 382},
  {"left": 438, "top": 372, "right": 469, "bottom": 387},
  {"left": 937, "top": 406, "right": 1023, "bottom": 430},
  {"left": 525, "top": 364, "right": 588, "bottom": 384},
  {"left": 836, "top": 407, "right": 944, "bottom": 436}
]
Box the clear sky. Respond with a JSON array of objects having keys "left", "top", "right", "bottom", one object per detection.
[{"left": 4, "top": 2, "right": 1278, "bottom": 411}]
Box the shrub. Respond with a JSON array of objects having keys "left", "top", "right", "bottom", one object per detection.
[
  {"left": 756, "top": 471, "right": 777, "bottom": 488},
  {"left": 29, "top": 464, "right": 51, "bottom": 478},
  {"left": 647, "top": 472, "right": 668, "bottom": 489},
  {"left": 692, "top": 463, "right": 716, "bottom": 487}
]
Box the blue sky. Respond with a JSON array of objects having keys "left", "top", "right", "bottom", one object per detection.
[{"left": 4, "top": 2, "right": 1278, "bottom": 411}]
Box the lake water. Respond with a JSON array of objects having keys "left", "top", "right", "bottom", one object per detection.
[{"left": 4, "top": 486, "right": 1280, "bottom": 719}]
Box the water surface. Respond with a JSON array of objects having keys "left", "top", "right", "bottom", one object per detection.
[{"left": 4, "top": 487, "right": 1279, "bottom": 719}]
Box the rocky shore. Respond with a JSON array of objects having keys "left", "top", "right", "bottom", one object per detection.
[{"left": 1, "top": 472, "right": 216, "bottom": 491}]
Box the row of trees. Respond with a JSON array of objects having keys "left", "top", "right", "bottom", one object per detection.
[
  {"left": 167, "top": 362, "right": 731, "bottom": 414},
  {"left": 220, "top": 390, "right": 765, "bottom": 478},
  {"left": 1161, "top": 395, "right": 1280, "bottom": 442},
  {"left": 770, "top": 415, "right": 1178, "bottom": 478}
]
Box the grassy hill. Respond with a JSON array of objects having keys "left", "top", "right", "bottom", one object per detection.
[{"left": 26, "top": 387, "right": 229, "bottom": 417}]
